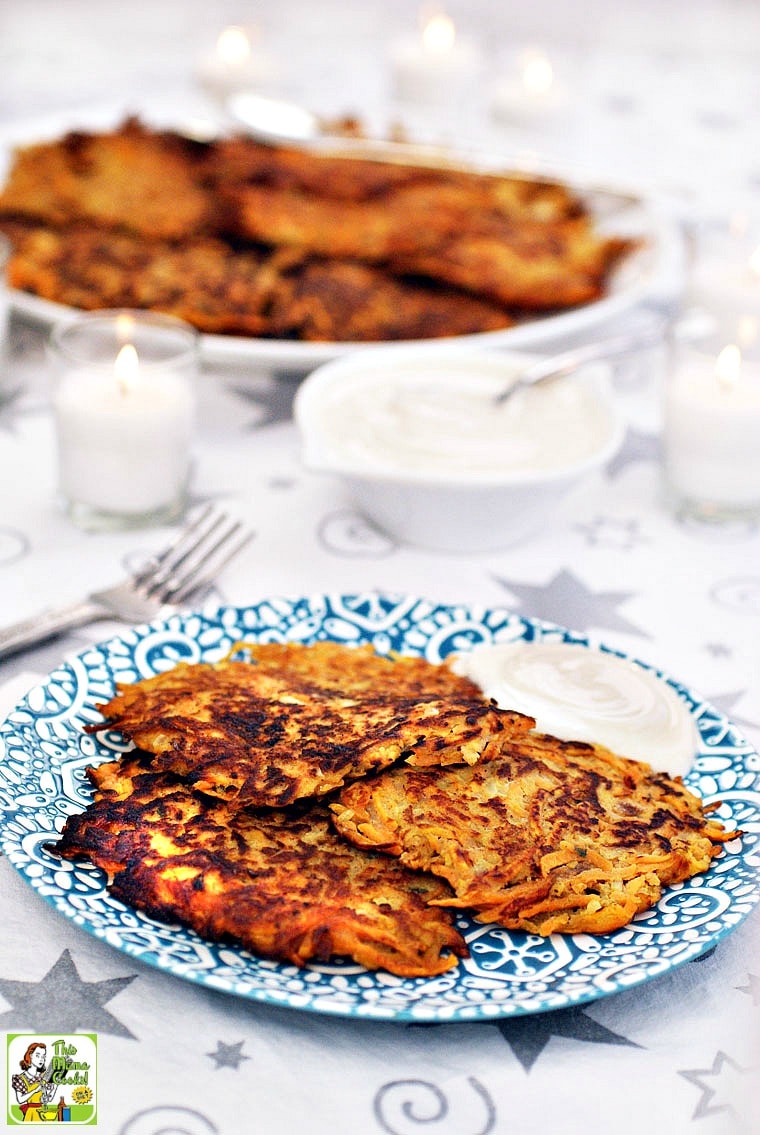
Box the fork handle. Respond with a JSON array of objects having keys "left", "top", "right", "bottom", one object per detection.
[{"left": 0, "top": 600, "right": 106, "bottom": 660}]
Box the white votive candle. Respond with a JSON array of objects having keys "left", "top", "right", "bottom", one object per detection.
[
  {"left": 50, "top": 311, "right": 197, "bottom": 529},
  {"left": 196, "top": 24, "right": 279, "bottom": 103},
  {"left": 390, "top": 10, "right": 482, "bottom": 103},
  {"left": 664, "top": 336, "right": 760, "bottom": 519},
  {"left": 491, "top": 48, "right": 567, "bottom": 126}
]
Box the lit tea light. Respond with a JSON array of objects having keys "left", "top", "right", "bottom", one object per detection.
[
  {"left": 50, "top": 311, "right": 198, "bottom": 530},
  {"left": 196, "top": 24, "right": 279, "bottom": 103},
  {"left": 491, "top": 47, "right": 566, "bottom": 126},
  {"left": 664, "top": 332, "right": 760, "bottom": 521},
  {"left": 390, "top": 8, "right": 482, "bottom": 103}
]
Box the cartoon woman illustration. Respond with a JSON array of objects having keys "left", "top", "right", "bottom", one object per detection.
[{"left": 11, "top": 1042, "right": 54, "bottom": 1122}]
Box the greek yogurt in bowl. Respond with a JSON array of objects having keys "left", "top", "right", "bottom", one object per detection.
[{"left": 294, "top": 347, "right": 623, "bottom": 552}]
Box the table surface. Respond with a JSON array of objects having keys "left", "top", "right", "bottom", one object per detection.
[{"left": 0, "top": 3, "right": 759, "bottom": 1133}]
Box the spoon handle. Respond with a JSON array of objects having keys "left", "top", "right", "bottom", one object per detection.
[{"left": 494, "top": 309, "right": 670, "bottom": 405}]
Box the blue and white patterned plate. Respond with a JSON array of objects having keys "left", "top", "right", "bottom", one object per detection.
[{"left": 1, "top": 592, "right": 759, "bottom": 1023}]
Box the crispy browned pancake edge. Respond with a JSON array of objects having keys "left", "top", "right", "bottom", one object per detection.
[
  {"left": 51, "top": 755, "right": 468, "bottom": 977},
  {"left": 88, "top": 649, "right": 534, "bottom": 808},
  {"left": 332, "top": 731, "right": 735, "bottom": 935}
]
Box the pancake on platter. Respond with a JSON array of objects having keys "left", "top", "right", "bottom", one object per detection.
[
  {"left": 89, "top": 645, "right": 535, "bottom": 808},
  {"left": 332, "top": 731, "right": 736, "bottom": 936},
  {"left": 207, "top": 133, "right": 584, "bottom": 218},
  {"left": 261, "top": 257, "right": 515, "bottom": 341},
  {"left": 0, "top": 119, "right": 214, "bottom": 240},
  {"left": 0, "top": 224, "right": 279, "bottom": 336},
  {"left": 227, "top": 183, "right": 629, "bottom": 310},
  {"left": 0, "top": 117, "right": 638, "bottom": 341},
  {"left": 1, "top": 222, "right": 515, "bottom": 341},
  {"left": 52, "top": 755, "right": 467, "bottom": 977}
]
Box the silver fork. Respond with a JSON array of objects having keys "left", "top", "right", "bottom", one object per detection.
[{"left": 0, "top": 504, "right": 253, "bottom": 660}]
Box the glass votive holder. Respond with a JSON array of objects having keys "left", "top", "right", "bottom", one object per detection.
[
  {"left": 0, "top": 233, "right": 10, "bottom": 375},
  {"left": 663, "top": 320, "right": 760, "bottom": 524},
  {"left": 686, "top": 211, "right": 760, "bottom": 320},
  {"left": 48, "top": 310, "right": 198, "bottom": 531},
  {"left": 196, "top": 23, "right": 279, "bottom": 103},
  {"left": 389, "top": 11, "right": 483, "bottom": 105}
]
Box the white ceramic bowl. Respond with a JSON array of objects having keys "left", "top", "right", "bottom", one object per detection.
[{"left": 294, "top": 347, "right": 624, "bottom": 553}]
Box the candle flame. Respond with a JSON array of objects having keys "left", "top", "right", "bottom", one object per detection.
[
  {"left": 715, "top": 343, "right": 742, "bottom": 389},
  {"left": 115, "top": 342, "right": 140, "bottom": 395},
  {"left": 216, "top": 25, "right": 253, "bottom": 66},
  {"left": 737, "top": 315, "right": 759, "bottom": 350},
  {"left": 421, "top": 11, "right": 456, "bottom": 53},
  {"left": 115, "top": 312, "right": 135, "bottom": 343},
  {"left": 520, "top": 49, "right": 554, "bottom": 95},
  {"left": 727, "top": 209, "right": 750, "bottom": 239}
]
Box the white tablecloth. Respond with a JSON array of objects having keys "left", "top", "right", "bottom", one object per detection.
[{"left": 0, "top": 3, "right": 759, "bottom": 1132}]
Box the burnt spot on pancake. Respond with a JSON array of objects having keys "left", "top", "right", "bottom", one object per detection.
[
  {"left": 87, "top": 644, "right": 533, "bottom": 809},
  {"left": 51, "top": 755, "right": 467, "bottom": 977}
]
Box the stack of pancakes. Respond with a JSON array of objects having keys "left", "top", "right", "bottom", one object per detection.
[
  {"left": 0, "top": 118, "right": 635, "bottom": 341},
  {"left": 52, "top": 641, "right": 735, "bottom": 977}
]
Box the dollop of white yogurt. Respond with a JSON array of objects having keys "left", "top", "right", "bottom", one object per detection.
[
  {"left": 304, "top": 358, "right": 617, "bottom": 480},
  {"left": 452, "top": 641, "right": 698, "bottom": 777}
]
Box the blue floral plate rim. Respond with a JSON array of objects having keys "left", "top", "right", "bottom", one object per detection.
[{"left": 1, "top": 591, "right": 758, "bottom": 1023}]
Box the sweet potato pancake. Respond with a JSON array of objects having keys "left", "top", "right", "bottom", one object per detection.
[
  {"left": 52, "top": 755, "right": 467, "bottom": 976},
  {"left": 207, "top": 134, "right": 583, "bottom": 219},
  {"left": 332, "top": 731, "right": 734, "bottom": 935},
  {"left": 90, "top": 647, "right": 534, "bottom": 808},
  {"left": 2, "top": 224, "right": 279, "bottom": 336},
  {"left": 0, "top": 117, "right": 637, "bottom": 340},
  {"left": 231, "top": 640, "right": 487, "bottom": 698},
  {"left": 1, "top": 221, "right": 514, "bottom": 340},
  {"left": 0, "top": 119, "right": 213, "bottom": 239},
  {"left": 227, "top": 183, "right": 629, "bottom": 310},
  {"left": 264, "top": 258, "right": 515, "bottom": 341}
]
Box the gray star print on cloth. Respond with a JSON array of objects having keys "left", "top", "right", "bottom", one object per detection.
[
  {"left": 707, "top": 690, "right": 759, "bottom": 732},
  {"left": 207, "top": 1040, "right": 251, "bottom": 1070},
  {"left": 495, "top": 1005, "right": 639, "bottom": 1071},
  {"left": 679, "top": 1051, "right": 753, "bottom": 1127},
  {"left": 574, "top": 515, "right": 645, "bottom": 550},
  {"left": 494, "top": 568, "right": 649, "bottom": 638},
  {"left": 737, "top": 973, "right": 760, "bottom": 1004},
  {"left": 0, "top": 948, "right": 137, "bottom": 1037},
  {"left": 233, "top": 376, "right": 301, "bottom": 429},
  {"left": 606, "top": 426, "right": 661, "bottom": 478}
]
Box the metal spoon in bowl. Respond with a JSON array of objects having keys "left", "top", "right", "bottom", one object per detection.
[{"left": 493, "top": 308, "right": 672, "bottom": 405}]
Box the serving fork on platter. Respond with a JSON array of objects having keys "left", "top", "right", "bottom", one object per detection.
[{"left": 0, "top": 504, "right": 253, "bottom": 660}]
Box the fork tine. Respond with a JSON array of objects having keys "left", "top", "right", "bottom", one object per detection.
[
  {"left": 140, "top": 508, "right": 253, "bottom": 605},
  {"left": 168, "top": 525, "right": 254, "bottom": 604},
  {"left": 132, "top": 503, "right": 218, "bottom": 590}
]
